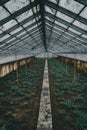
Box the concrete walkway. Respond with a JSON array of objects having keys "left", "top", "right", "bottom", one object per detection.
[{"left": 37, "top": 59, "right": 52, "bottom": 130}]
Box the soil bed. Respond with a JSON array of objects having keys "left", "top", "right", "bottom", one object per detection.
[
  {"left": 48, "top": 58, "right": 87, "bottom": 130},
  {"left": 0, "top": 58, "right": 45, "bottom": 130}
]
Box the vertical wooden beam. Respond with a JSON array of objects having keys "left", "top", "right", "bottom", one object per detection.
[
  {"left": 16, "top": 61, "right": 19, "bottom": 85},
  {"left": 25, "top": 59, "right": 27, "bottom": 75},
  {"left": 30, "top": 57, "right": 34, "bottom": 70},
  {"left": 0, "top": 65, "right": 2, "bottom": 77},
  {"left": 66, "top": 54, "right": 68, "bottom": 74},
  {"left": 30, "top": 58, "right": 32, "bottom": 70},
  {"left": 74, "top": 54, "right": 76, "bottom": 82}
]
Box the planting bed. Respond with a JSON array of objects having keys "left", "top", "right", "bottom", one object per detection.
[
  {"left": 0, "top": 58, "right": 44, "bottom": 130},
  {"left": 49, "top": 58, "right": 87, "bottom": 130}
]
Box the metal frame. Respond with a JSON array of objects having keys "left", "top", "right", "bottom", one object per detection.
[{"left": 0, "top": 0, "right": 87, "bottom": 57}]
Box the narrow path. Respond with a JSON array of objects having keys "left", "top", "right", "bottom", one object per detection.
[{"left": 37, "top": 59, "right": 52, "bottom": 130}]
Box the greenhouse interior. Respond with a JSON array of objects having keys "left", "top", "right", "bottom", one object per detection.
[{"left": 0, "top": 0, "right": 87, "bottom": 130}]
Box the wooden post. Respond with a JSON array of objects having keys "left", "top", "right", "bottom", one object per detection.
[
  {"left": 16, "top": 61, "right": 19, "bottom": 85},
  {"left": 66, "top": 54, "right": 68, "bottom": 74},
  {"left": 0, "top": 65, "right": 2, "bottom": 77},
  {"left": 30, "top": 57, "right": 32, "bottom": 70},
  {"left": 25, "top": 59, "right": 27, "bottom": 75},
  {"left": 74, "top": 54, "right": 76, "bottom": 82},
  {"left": 31, "top": 58, "right": 33, "bottom": 70}
]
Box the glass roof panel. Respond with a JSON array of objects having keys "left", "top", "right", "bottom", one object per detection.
[
  {"left": 23, "top": 19, "right": 35, "bottom": 27},
  {"left": 10, "top": 27, "right": 23, "bottom": 35},
  {"left": 45, "top": 16, "right": 54, "bottom": 22},
  {"left": 68, "top": 28, "right": 81, "bottom": 35},
  {"left": 38, "top": 21, "right": 41, "bottom": 26},
  {"left": 37, "top": 5, "right": 40, "bottom": 12},
  {"left": 59, "top": 0, "right": 84, "bottom": 14},
  {"left": 0, "top": 0, "right": 86, "bottom": 56},
  {"left": 5, "top": 0, "right": 30, "bottom": 13},
  {"left": 76, "top": 37, "right": 86, "bottom": 43},
  {"left": 21, "top": 34, "right": 29, "bottom": 39},
  {"left": 16, "top": 9, "right": 33, "bottom": 22},
  {"left": 46, "top": 22, "right": 52, "bottom": 27},
  {"left": 65, "top": 32, "right": 75, "bottom": 37},
  {"left": 54, "top": 26, "right": 64, "bottom": 32},
  {"left": 0, "top": 34, "right": 10, "bottom": 42},
  {"left": 0, "top": 44, "right": 5, "bottom": 48},
  {"left": 73, "top": 20, "right": 87, "bottom": 31},
  {"left": 45, "top": 6, "right": 56, "bottom": 15},
  {"left": 80, "top": 7, "right": 87, "bottom": 19},
  {"left": 0, "top": 20, "right": 17, "bottom": 31},
  {"left": 27, "top": 24, "right": 37, "bottom": 32},
  {"left": 0, "top": 6, "right": 10, "bottom": 21},
  {"left": 56, "top": 11, "right": 73, "bottom": 23},
  {"left": 24, "top": 37, "right": 31, "bottom": 42},
  {"left": 30, "top": 29, "right": 40, "bottom": 35},
  {"left": 72, "top": 39, "right": 82, "bottom": 45},
  {"left": 11, "top": 40, "right": 20, "bottom": 45},
  {"left": 33, "top": 7, "right": 37, "bottom": 13},
  {"left": 16, "top": 31, "right": 26, "bottom": 37},
  {"left": 33, "top": 6, "right": 40, "bottom": 13},
  {"left": 31, "top": 0, "right": 34, "bottom": 2},
  {"left": 60, "top": 39, "right": 69, "bottom": 43},
  {"left": 62, "top": 34, "right": 71, "bottom": 39},
  {"left": 55, "top": 20, "right": 67, "bottom": 28},
  {"left": 82, "top": 34, "right": 87, "bottom": 39},
  {"left": 52, "top": 30, "right": 60, "bottom": 36},
  {"left": 6, "top": 37, "right": 16, "bottom": 43},
  {"left": 48, "top": 0, "right": 57, "bottom": 4}
]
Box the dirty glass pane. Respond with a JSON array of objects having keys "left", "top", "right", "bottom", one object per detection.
[
  {"left": 80, "top": 7, "right": 87, "bottom": 19},
  {"left": 16, "top": 9, "right": 33, "bottom": 22},
  {"left": 76, "top": 37, "right": 86, "bottom": 43},
  {"left": 54, "top": 25, "right": 64, "bottom": 32},
  {"left": 0, "top": 6, "right": 10, "bottom": 20},
  {"left": 65, "top": 32, "right": 75, "bottom": 37},
  {"left": 56, "top": 11, "right": 73, "bottom": 22},
  {"left": 27, "top": 24, "right": 37, "bottom": 32},
  {"left": 68, "top": 28, "right": 81, "bottom": 35},
  {"left": 5, "top": 0, "right": 30, "bottom": 13},
  {"left": 49, "top": 0, "right": 57, "bottom": 4},
  {"left": 6, "top": 37, "right": 16, "bottom": 43},
  {"left": 23, "top": 19, "right": 36, "bottom": 27},
  {"left": 0, "top": 20, "right": 17, "bottom": 31},
  {"left": 11, "top": 40, "right": 20, "bottom": 45},
  {"left": 55, "top": 20, "right": 67, "bottom": 28},
  {"left": 82, "top": 34, "right": 87, "bottom": 39},
  {"left": 16, "top": 31, "right": 26, "bottom": 37},
  {"left": 10, "top": 27, "right": 23, "bottom": 35},
  {"left": 21, "top": 34, "right": 29, "bottom": 39},
  {"left": 45, "top": 6, "right": 56, "bottom": 15},
  {"left": 59, "top": 0, "right": 84, "bottom": 14},
  {"left": 0, "top": 34, "right": 10, "bottom": 42},
  {"left": 73, "top": 20, "right": 87, "bottom": 31}
]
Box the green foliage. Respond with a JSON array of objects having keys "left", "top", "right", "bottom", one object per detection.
[
  {"left": 53, "top": 91, "right": 62, "bottom": 97},
  {"left": 31, "top": 92, "right": 36, "bottom": 96},
  {"left": 10, "top": 94, "right": 30, "bottom": 105},
  {"left": 64, "top": 115, "right": 72, "bottom": 121},
  {"left": 73, "top": 109, "right": 87, "bottom": 130},
  {"left": 73, "top": 95, "right": 85, "bottom": 102},
  {"left": 59, "top": 99, "right": 75, "bottom": 109},
  {"left": 0, "top": 59, "right": 45, "bottom": 130},
  {"left": 0, "top": 125, "right": 6, "bottom": 130},
  {"left": 49, "top": 58, "right": 87, "bottom": 130},
  {"left": 0, "top": 92, "right": 4, "bottom": 96}
]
